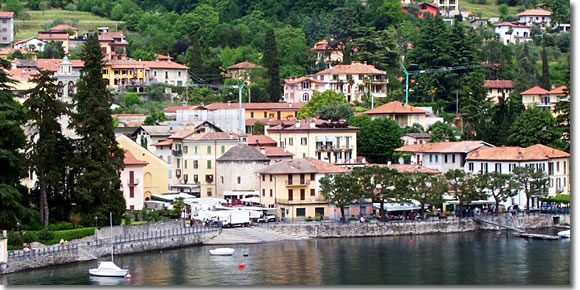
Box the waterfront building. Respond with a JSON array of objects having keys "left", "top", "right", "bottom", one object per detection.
[
  {"left": 169, "top": 130, "right": 240, "bottom": 197},
  {"left": 520, "top": 85, "right": 568, "bottom": 116},
  {"left": 134, "top": 125, "right": 183, "bottom": 154},
  {"left": 484, "top": 80, "right": 514, "bottom": 103},
  {"left": 256, "top": 158, "right": 348, "bottom": 220},
  {"left": 117, "top": 134, "right": 170, "bottom": 199},
  {"left": 216, "top": 143, "right": 270, "bottom": 198},
  {"left": 265, "top": 118, "right": 358, "bottom": 164},
  {"left": 394, "top": 141, "right": 494, "bottom": 173},
  {"left": 0, "top": 11, "right": 14, "bottom": 45},
  {"left": 121, "top": 150, "right": 148, "bottom": 210},
  {"left": 283, "top": 62, "right": 388, "bottom": 103},
  {"left": 364, "top": 101, "right": 429, "bottom": 128}
]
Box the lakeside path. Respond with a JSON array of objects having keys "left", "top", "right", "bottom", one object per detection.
[{"left": 204, "top": 227, "right": 310, "bottom": 245}]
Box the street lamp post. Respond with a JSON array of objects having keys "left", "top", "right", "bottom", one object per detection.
[
  {"left": 94, "top": 216, "right": 98, "bottom": 241},
  {"left": 16, "top": 222, "right": 20, "bottom": 233},
  {"left": 401, "top": 64, "right": 410, "bottom": 105}
]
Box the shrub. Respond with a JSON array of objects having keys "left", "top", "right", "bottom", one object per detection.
[
  {"left": 69, "top": 214, "right": 81, "bottom": 228},
  {"left": 305, "top": 216, "right": 313, "bottom": 222},
  {"left": 122, "top": 213, "right": 133, "bottom": 225},
  {"left": 47, "top": 221, "right": 75, "bottom": 231},
  {"left": 7, "top": 232, "right": 23, "bottom": 247},
  {"left": 22, "top": 232, "right": 36, "bottom": 244},
  {"left": 37, "top": 228, "right": 54, "bottom": 242}
]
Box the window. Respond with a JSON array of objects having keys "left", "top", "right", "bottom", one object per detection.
[
  {"left": 207, "top": 146, "right": 211, "bottom": 153},
  {"left": 262, "top": 175, "right": 265, "bottom": 181},
  {"left": 207, "top": 160, "right": 212, "bottom": 169},
  {"left": 310, "top": 188, "right": 315, "bottom": 196},
  {"left": 262, "top": 189, "right": 265, "bottom": 196},
  {"left": 207, "top": 187, "right": 212, "bottom": 196},
  {"left": 114, "top": 69, "right": 120, "bottom": 75},
  {"left": 184, "top": 160, "right": 188, "bottom": 169},
  {"left": 165, "top": 71, "right": 168, "bottom": 79},
  {"left": 270, "top": 189, "right": 273, "bottom": 197},
  {"left": 310, "top": 173, "right": 315, "bottom": 181},
  {"left": 178, "top": 71, "right": 181, "bottom": 77},
  {"left": 102, "top": 69, "right": 108, "bottom": 74},
  {"left": 193, "top": 174, "right": 198, "bottom": 183},
  {"left": 129, "top": 187, "right": 134, "bottom": 198},
  {"left": 296, "top": 208, "right": 306, "bottom": 217},
  {"left": 184, "top": 174, "right": 189, "bottom": 183},
  {"left": 220, "top": 176, "right": 224, "bottom": 183},
  {"left": 303, "top": 93, "right": 310, "bottom": 102},
  {"left": 495, "top": 163, "right": 501, "bottom": 173},
  {"left": 435, "top": 155, "right": 439, "bottom": 162},
  {"left": 264, "top": 112, "right": 267, "bottom": 118},
  {"left": 564, "top": 161, "right": 567, "bottom": 174},
  {"left": 288, "top": 189, "right": 293, "bottom": 200},
  {"left": 429, "top": 154, "right": 433, "bottom": 162},
  {"left": 206, "top": 174, "right": 214, "bottom": 183},
  {"left": 221, "top": 146, "right": 225, "bottom": 154},
  {"left": 270, "top": 175, "right": 273, "bottom": 182},
  {"left": 122, "top": 69, "right": 127, "bottom": 75},
  {"left": 557, "top": 161, "right": 560, "bottom": 172},
  {"left": 300, "top": 189, "right": 305, "bottom": 200},
  {"left": 301, "top": 138, "right": 307, "bottom": 146},
  {"left": 468, "top": 162, "right": 474, "bottom": 172},
  {"left": 237, "top": 176, "right": 241, "bottom": 184},
  {"left": 168, "top": 170, "right": 172, "bottom": 179},
  {"left": 301, "top": 81, "right": 310, "bottom": 89},
  {"left": 485, "top": 163, "right": 489, "bottom": 173},
  {"left": 184, "top": 146, "right": 188, "bottom": 153},
  {"left": 193, "top": 160, "right": 198, "bottom": 169},
  {"left": 289, "top": 138, "right": 293, "bottom": 146},
  {"left": 251, "top": 112, "right": 254, "bottom": 118},
  {"left": 444, "top": 154, "right": 448, "bottom": 163},
  {"left": 177, "top": 158, "right": 181, "bottom": 169},
  {"left": 452, "top": 154, "right": 456, "bottom": 163},
  {"left": 480, "top": 163, "right": 483, "bottom": 173}
]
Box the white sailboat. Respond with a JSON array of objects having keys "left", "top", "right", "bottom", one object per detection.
[
  {"left": 557, "top": 230, "right": 570, "bottom": 239},
  {"left": 89, "top": 212, "right": 129, "bottom": 277}
]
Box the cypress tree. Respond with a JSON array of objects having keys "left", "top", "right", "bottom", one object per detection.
[
  {"left": 540, "top": 45, "right": 550, "bottom": 90},
  {"left": 342, "top": 43, "right": 352, "bottom": 64},
  {"left": 72, "top": 33, "right": 126, "bottom": 225},
  {"left": 0, "top": 58, "right": 34, "bottom": 229},
  {"left": 23, "top": 70, "right": 69, "bottom": 226},
  {"left": 188, "top": 34, "right": 202, "bottom": 77},
  {"left": 263, "top": 28, "right": 281, "bottom": 102}
]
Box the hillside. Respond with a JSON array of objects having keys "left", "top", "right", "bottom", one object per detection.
[
  {"left": 460, "top": 1, "right": 520, "bottom": 18},
  {"left": 13, "top": 9, "right": 123, "bottom": 40}
]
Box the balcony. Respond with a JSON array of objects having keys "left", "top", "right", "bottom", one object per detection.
[
  {"left": 128, "top": 178, "right": 139, "bottom": 187},
  {"left": 172, "top": 149, "right": 182, "bottom": 156},
  {"left": 285, "top": 179, "right": 310, "bottom": 186},
  {"left": 556, "top": 187, "right": 566, "bottom": 193},
  {"left": 316, "top": 145, "right": 354, "bottom": 152},
  {"left": 275, "top": 197, "right": 327, "bottom": 205}
]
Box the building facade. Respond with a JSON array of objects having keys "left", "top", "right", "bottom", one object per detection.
[
  {"left": 121, "top": 150, "right": 148, "bottom": 210},
  {"left": 517, "top": 9, "right": 552, "bottom": 28},
  {"left": 364, "top": 101, "right": 428, "bottom": 128},
  {"left": 485, "top": 80, "right": 514, "bottom": 103},
  {"left": 0, "top": 12, "right": 14, "bottom": 45},
  {"left": 521, "top": 85, "right": 568, "bottom": 116},
  {"left": 216, "top": 143, "right": 270, "bottom": 198},
  {"left": 494, "top": 22, "right": 532, "bottom": 45}
]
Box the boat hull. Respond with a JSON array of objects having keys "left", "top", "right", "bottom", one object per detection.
[
  {"left": 89, "top": 268, "right": 129, "bottom": 277},
  {"left": 557, "top": 230, "right": 570, "bottom": 239},
  {"left": 209, "top": 248, "right": 235, "bottom": 256}
]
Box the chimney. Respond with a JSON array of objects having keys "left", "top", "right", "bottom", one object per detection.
[
  {"left": 296, "top": 123, "right": 301, "bottom": 128},
  {"left": 260, "top": 148, "right": 266, "bottom": 154},
  {"left": 309, "top": 122, "right": 316, "bottom": 128}
]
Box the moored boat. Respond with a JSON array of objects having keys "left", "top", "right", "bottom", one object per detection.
[
  {"left": 557, "top": 230, "right": 570, "bottom": 239},
  {"left": 209, "top": 248, "right": 235, "bottom": 256},
  {"left": 89, "top": 261, "right": 129, "bottom": 277}
]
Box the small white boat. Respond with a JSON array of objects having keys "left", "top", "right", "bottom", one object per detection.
[
  {"left": 209, "top": 248, "right": 235, "bottom": 256},
  {"left": 89, "top": 261, "right": 129, "bottom": 277},
  {"left": 557, "top": 230, "right": 570, "bottom": 239}
]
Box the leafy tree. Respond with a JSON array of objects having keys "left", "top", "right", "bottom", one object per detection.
[
  {"left": 329, "top": 7, "right": 359, "bottom": 49},
  {"left": 475, "top": 172, "right": 517, "bottom": 214},
  {"left": 342, "top": 43, "right": 352, "bottom": 64},
  {"left": 263, "top": 28, "right": 281, "bottom": 102},
  {"left": 511, "top": 166, "right": 549, "bottom": 214},
  {"left": 351, "top": 27, "right": 399, "bottom": 71},
  {"left": 402, "top": 123, "right": 424, "bottom": 134},
  {"left": 130, "top": 48, "right": 156, "bottom": 61},
  {"left": 123, "top": 92, "right": 142, "bottom": 108},
  {"left": 316, "top": 103, "right": 354, "bottom": 121},
  {"left": 5, "top": 0, "right": 24, "bottom": 16},
  {"left": 72, "top": 33, "right": 126, "bottom": 226},
  {"left": 445, "top": 169, "right": 485, "bottom": 218},
  {"left": 398, "top": 172, "right": 448, "bottom": 219},
  {"left": 275, "top": 26, "right": 308, "bottom": 74},
  {"left": 169, "top": 197, "right": 185, "bottom": 218},
  {"left": 320, "top": 173, "right": 362, "bottom": 223},
  {"left": 353, "top": 165, "right": 398, "bottom": 222},
  {"left": 146, "top": 83, "right": 168, "bottom": 102},
  {"left": 428, "top": 121, "right": 455, "bottom": 142},
  {"left": 23, "top": 70, "right": 69, "bottom": 226},
  {"left": 514, "top": 43, "right": 539, "bottom": 94},
  {"left": 298, "top": 90, "right": 347, "bottom": 119},
  {"left": 507, "top": 107, "right": 562, "bottom": 149},
  {"left": 253, "top": 121, "right": 264, "bottom": 135},
  {"left": 143, "top": 112, "right": 167, "bottom": 125},
  {"left": 498, "top": 4, "right": 509, "bottom": 19},
  {"left": 41, "top": 41, "right": 65, "bottom": 59},
  {"left": 0, "top": 58, "right": 35, "bottom": 230},
  {"left": 349, "top": 114, "right": 402, "bottom": 163}
]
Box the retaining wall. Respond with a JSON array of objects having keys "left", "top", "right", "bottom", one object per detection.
[{"left": 1, "top": 250, "right": 79, "bottom": 274}]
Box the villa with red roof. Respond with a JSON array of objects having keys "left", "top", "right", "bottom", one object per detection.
[
  {"left": 225, "top": 61, "right": 263, "bottom": 83},
  {"left": 484, "top": 80, "right": 514, "bottom": 103},
  {"left": 311, "top": 39, "right": 344, "bottom": 68},
  {"left": 494, "top": 22, "right": 532, "bottom": 45},
  {"left": 121, "top": 150, "right": 149, "bottom": 210},
  {"left": 283, "top": 61, "right": 388, "bottom": 103},
  {"left": 363, "top": 101, "right": 428, "bottom": 128},
  {"left": 520, "top": 85, "right": 568, "bottom": 116},
  {"left": 517, "top": 8, "right": 552, "bottom": 28}
]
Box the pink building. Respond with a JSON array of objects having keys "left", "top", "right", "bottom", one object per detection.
[{"left": 121, "top": 150, "right": 148, "bottom": 210}]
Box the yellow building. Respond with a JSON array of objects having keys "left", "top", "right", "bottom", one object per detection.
[
  {"left": 169, "top": 130, "right": 240, "bottom": 198},
  {"left": 116, "top": 134, "right": 170, "bottom": 200},
  {"left": 363, "top": 101, "right": 428, "bottom": 128},
  {"left": 521, "top": 85, "right": 568, "bottom": 116},
  {"left": 102, "top": 59, "right": 149, "bottom": 91},
  {"left": 265, "top": 118, "right": 358, "bottom": 164},
  {"left": 256, "top": 158, "right": 348, "bottom": 220},
  {"left": 205, "top": 102, "right": 305, "bottom": 121}
]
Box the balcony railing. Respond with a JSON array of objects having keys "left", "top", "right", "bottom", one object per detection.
[
  {"left": 172, "top": 149, "right": 182, "bottom": 156},
  {"left": 285, "top": 179, "right": 310, "bottom": 186},
  {"left": 316, "top": 145, "right": 354, "bottom": 152},
  {"left": 128, "top": 178, "right": 139, "bottom": 187},
  {"left": 275, "top": 197, "right": 327, "bottom": 204}
]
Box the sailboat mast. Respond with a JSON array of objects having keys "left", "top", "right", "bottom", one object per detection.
[{"left": 110, "top": 212, "right": 113, "bottom": 262}]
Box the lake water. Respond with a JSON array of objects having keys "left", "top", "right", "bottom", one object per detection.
[{"left": 1, "top": 230, "right": 570, "bottom": 285}]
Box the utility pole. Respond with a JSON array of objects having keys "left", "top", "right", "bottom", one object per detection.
[
  {"left": 237, "top": 83, "right": 246, "bottom": 134},
  {"left": 400, "top": 64, "right": 410, "bottom": 105}
]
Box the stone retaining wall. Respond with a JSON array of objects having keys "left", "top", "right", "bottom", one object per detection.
[
  {"left": 95, "top": 220, "right": 184, "bottom": 238},
  {"left": 1, "top": 250, "right": 79, "bottom": 274}
]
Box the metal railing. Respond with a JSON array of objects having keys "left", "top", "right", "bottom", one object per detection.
[
  {"left": 8, "top": 243, "right": 78, "bottom": 261},
  {"left": 285, "top": 179, "right": 310, "bottom": 186},
  {"left": 87, "top": 224, "right": 221, "bottom": 247}
]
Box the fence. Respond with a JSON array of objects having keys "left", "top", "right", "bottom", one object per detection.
[
  {"left": 87, "top": 224, "right": 221, "bottom": 247},
  {"left": 8, "top": 243, "right": 78, "bottom": 261}
]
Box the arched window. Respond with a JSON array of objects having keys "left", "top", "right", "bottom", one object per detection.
[
  {"left": 57, "top": 81, "right": 64, "bottom": 98},
  {"left": 67, "top": 81, "right": 75, "bottom": 97},
  {"left": 302, "top": 93, "right": 309, "bottom": 102}
]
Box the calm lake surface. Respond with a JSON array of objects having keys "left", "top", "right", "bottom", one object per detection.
[{"left": 1, "top": 230, "right": 570, "bottom": 285}]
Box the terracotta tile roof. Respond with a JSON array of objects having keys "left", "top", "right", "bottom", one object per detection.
[
  {"left": 152, "top": 139, "right": 173, "bottom": 146},
  {"left": 106, "top": 59, "right": 149, "bottom": 69},
  {"left": 256, "top": 158, "right": 347, "bottom": 174},
  {"left": 35, "top": 58, "right": 84, "bottom": 72},
  {"left": 155, "top": 54, "right": 173, "bottom": 61},
  {"left": 466, "top": 144, "right": 569, "bottom": 161},
  {"left": 484, "top": 80, "right": 514, "bottom": 89},
  {"left": 494, "top": 22, "right": 531, "bottom": 28},
  {"left": 142, "top": 60, "right": 188, "bottom": 70},
  {"left": 520, "top": 86, "right": 550, "bottom": 95},
  {"left": 205, "top": 102, "right": 305, "bottom": 111},
  {"left": 0, "top": 11, "right": 14, "bottom": 18},
  {"left": 255, "top": 146, "right": 294, "bottom": 157},
  {"left": 311, "top": 39, "right": 343, "bottom": 51},
  {"left": 364, "top": 101, "right": 426, "bottom": 115},
  {"left": 548, "top": 86, "right": 567, "bottom": 94},
  {"left": 386, "top": 164, "right": 439, "bottom": 174},
  {"left": 395, "top": 141, "right": 492, "bottom": 153},
  {"left": 227, "top": 61, "right": 262, "bottom": 70},
  {"left": 0, "top": 47, "right": 28, "bottom": 56},
  {"left": 316, "top": 62, "right": 385, "bottom": 75},
  {"left": 517, "top": 9, "right": 552, "bottom": 16},
  {"left": 14, "top": 37, "right": 35, "bottom": 45},
  {"left": 184, "top": 131, "right": 239, "bottom": 141},
  {"left": 162, "top": 105, "right": 204, "bottom": 113},
  {"left": 168, "top": 127, "right": 196, "bottom": 140},
  {"left": 124, "top": 150, "right": 148, "bottom": 166},
  {"left": 38, "top": 31, "right": 69, "bottom": 40},
  {"left": 49, "top": 24, "right": 78, "bottom": 31},
  {"left": 7, "top": 68, "right": 37, "bottom": 82},
  {"left": 248, "top": 135, "right": 277, "bottom": 146},
  {"left": 283, "top": 76, "right": 325, "bottom": 84},
  {"left": 246, "top": 118, "right": 270, "bottom": 126},
  {"left": 217, "top": 143, "right": 269, "bottom": 162}
]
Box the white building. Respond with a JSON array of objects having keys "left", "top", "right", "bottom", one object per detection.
[
  {"left": 216, "top": 143, "right": 270, "bottom": 198},
  {"left": 134, "top": 125, "right": 182, "bottom": 154},
  {"left": 494, "top": 22, "right": 532, "bottom": 45},
  {"left": 0, "top": 12, "right": 14, "bottom": 45},
  {"left": 14, "top": 37, "right": 46, "bottom": 51},
  {"left": 517, "top": 9, "right": 552, "bottom": 28},
  {"left": 402, "top": 133, "right": 431, "bottom": 146},
  {"left": 465, "top": 144, "right": 570, "bottom": 209}
]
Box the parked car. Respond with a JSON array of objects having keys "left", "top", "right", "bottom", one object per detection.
[{"left": 256, "top": 214, "right": 277, "bottom": 223}]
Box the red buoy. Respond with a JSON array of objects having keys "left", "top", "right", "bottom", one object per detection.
[
  {"left": 409, "top": 240, "right": 414, "bottom": 244},
  {"left": 239, "top": 262, "right": 245, "bottom": 269}
]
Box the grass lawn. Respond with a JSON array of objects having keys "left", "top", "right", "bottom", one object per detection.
[
  {"left": 460, "top": 1, "right": 520, "bottom": 19},
  {"left": 13, "top": 9, "right": 122, "bottom": 40}
]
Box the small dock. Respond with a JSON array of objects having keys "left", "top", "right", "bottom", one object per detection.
[{"left": 514, "top": 232, "right": 558, "bottom": 240}]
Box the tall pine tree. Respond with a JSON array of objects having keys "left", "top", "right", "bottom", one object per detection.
[
  {"left": 23, "top": 70, "right": 69, "bottom": 226},
  {"left": 187, "top": 34, "right": 202, "bottom": 77},
  {"left": 72, "top": 33, "right": 126, "bottom": 225},
  {"left": 0, "top": 58, "right": 35, "bottom": 229},
  {"left": 263, "top": 28, "right": 281, "bottom": 102}
]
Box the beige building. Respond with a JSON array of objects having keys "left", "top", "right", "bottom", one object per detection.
[
  {"left": 216, "top": 143, "right": 270, "bottom": 198},
  {"left": 169, "top": 131, "right": 240, "bottom": 197},
  {"left": 364, "top": 101, "right": 428, "bottom": 128},
  {"left": 484, "top": 80, "right": 514, "bottom": 103},
  {"left": 521, "top": 85, "right": 568, "bottom": 116},
  {"left": 265, "top": 118, "right": 358, "bottom": 164},
  {"left": 256, "top": 158, "right": 348, "bottom": 220},
  {"left": 225, "top": 61, "right": 263, "bottom": 84},
  {"left": 143, "top": 60, "right": 189, "bottom": 87},
  {"left": 311, "top": 40, "right": 344, "bottom": 68}
]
